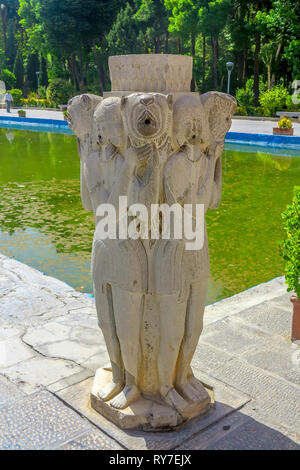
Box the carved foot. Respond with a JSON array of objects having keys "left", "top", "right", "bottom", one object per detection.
[
  {"left": 162, "top": 387, "right": 190, "bottom": 416},
  {"left": 98, "top": 381, "right": 124, "bottom": 401},
  {"left": 110, "top": 385, "right": 140, "bottom": 409},
  {"left": 176, "top": 382, "right": 203, "bottom": 403},
  {"left": 189, "top": 376, "right": 210, "bottom": 401}
]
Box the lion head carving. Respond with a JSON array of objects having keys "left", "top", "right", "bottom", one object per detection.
[{"left": 120, "top": 93, "right": 173, "bottom": 148}]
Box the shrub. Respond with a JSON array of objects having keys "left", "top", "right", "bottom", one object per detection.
[
  {"left": 236, "top": 86, "right": 254, "bottom": 110},
  {"left": 278, "top": 117, "right": 293, "bottom": 129},
  {"left": 38, "top": 85, "right": 47, "bottom": 99},
  {"left": 280, "top": 186, "right": 300, "bottom": 298},
  {"left": 9, "top": 88, "right": 23, "bottom": 106},
  {"left": 235, "top": 105, "right": 247, "bottom": 116},
  {"left": 286, "top": 95, "right": 299, "bottom": 112},
  {"left": 0, "top": 69, "right": 16, "bottom": 89},
  {"left": 46, "top": 79, "right": 73, "bottom": 106},
  {"left": 259, "top": 85, "right": 289, "bottom": 116}
]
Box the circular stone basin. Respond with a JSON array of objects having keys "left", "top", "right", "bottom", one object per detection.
[{"left": 108, "top": 54, "right": 193, "bottom": 93}]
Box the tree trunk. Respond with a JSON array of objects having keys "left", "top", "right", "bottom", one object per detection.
[
  {"left": 211, "top": 34, "right": 219, "bottom": 89},
  {"left": 154, "top": 38, "right": 159, "bottom": 53},
  {"left": 242, "top": 48, "right": 247, "bottom": 84},
  {"left": 165, "top": 30, "right": 169, "bottom": 53},
  {"left": 70, "top": 54, "right": 80, "bottom": 91},
  {"left": 0, "top": 5, "right": 7, "bottom": 51},
  {"left": 253, "top": 30, "right": 261, "bottom": 106},
  {"left": 202, "top": 35, "right": 206, "bottom": 91},
  {"left": 190, "top": 32, "right": 196, "bottom": 91},
  {"left": 177, "top": 37, "right": 182, "bottom": 54},
  {"left": 92, "top": 45, "right": 105, "bottom": 95},
  {"left": 267, "top": 65, "right": 271, "bottom": 90}
]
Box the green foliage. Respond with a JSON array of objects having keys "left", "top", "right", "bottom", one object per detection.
[
  {"left": 38, "top": 85, "right": 47, "bottom": 99},
  {"left": 259, "top": 85, "right": 290, "bottom": 116},
  {"left": 9, "top": 88, "right": 23, "bottom": 105},
  {"left": 26, "top": 52, "right": 40, "bottom": 91},
  {"left": 107, "top": 3, "right": 142, "bottom": 55},
  {"left": 280, "top": 186, "right": 300, "bottom": 298},
  {"left": 286, "top": 95, "right": 299, "bottom": 112},
  {"left": 13, "top": 50, "right": 25, "bottom": 91},
  {"left": 1, "top": 0, "right": 300, "bottom": 95},
  {"left": 46, "top": 79, "right": 73, "bottom": 106},
  {"left": 236, "top": 87, "right": 254, "bottom": 110},
  {"left": 235, "top": 105, "right": 247, "bottom": 116},
  {"left": 0, "top": 69, "right": 16, "bottom": 89}
]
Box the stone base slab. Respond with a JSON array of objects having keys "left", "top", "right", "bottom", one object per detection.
[
  {"left": 90, "top": 368, "right": 212, "bottom": 431},
  {"left": 56, "top": 371, "right": 251, "bottom": 450}
]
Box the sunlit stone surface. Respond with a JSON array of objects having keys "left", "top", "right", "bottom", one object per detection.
[{"left": 67, "top": 54, "right": 236, "bottom": 430}]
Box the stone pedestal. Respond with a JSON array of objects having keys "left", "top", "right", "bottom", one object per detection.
[{"left": 91, "top": 368, "right": 212, "bottom": 431}]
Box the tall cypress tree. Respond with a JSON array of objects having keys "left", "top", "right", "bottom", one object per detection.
[
  {"left": 40, "top": 56, "right": 48, "bottom": 87},
  {"left": 5, "top": 19, "right": 17, "bottom": 69},
  {"left": 26, "top": 52, "right": 40, "bottom": 91},
  {"left": 13, "top": 49, "right": 25, "bottom": 91}
]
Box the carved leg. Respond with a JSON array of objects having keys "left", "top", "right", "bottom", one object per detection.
[
  {"left": 175, "top": 278, "right": 209, "bottom": 402},
  {"left": 109, "top": 286, "right": 143, "bottom": 409},
  {"left": 95, "top": 284, "right": 124, "bottom": 401},
  {"left": 157, "top": 294, "right": 190, "bottom": 414}
]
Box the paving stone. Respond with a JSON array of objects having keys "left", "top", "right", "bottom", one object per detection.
[
  {"left": 232, "top": 298, "right": 292, "bottom": 337},
  {"left": 47, "top": 369, "right": 94, "bottom": 393},
  {"left": 3, "top": 356, "right": 83, "bottom": 394},
  {"left": 243, "top": 344, "right": 300, "bottom": 386},
  {"left": 179, "top": 410, "right": 300, "bottom": 450},
  {"left": 0, "top": 285, "right": 64, "bottom": 323},
  {"left": 191, "top": 341, "right": 233, "bottom": 373},
  {"left": 57, "top": 429, "right": 124, "bottom": 450},
  {"left": 56, "top": 372, "right": 250, "bottom": 450},
  {"left": 0, "top": 390, "right": 91, "bottom": 449},
  {"left": 0, "top": 336, "right": 36, "bottom": 368},
  {"left": 203, "top": 277, "right": 287, "bottom": 326},
  {"left": 200, "top": 317, "right": 275, "bottom": 356},
  {"left": 22, "top": 317, "right": 108, "bottom": 371},
  {"left": 0, "top": 374, "right": 24, "bottom": 407},
  {"left": 206, "top": 357, "right": 300, "bottom": 432}
]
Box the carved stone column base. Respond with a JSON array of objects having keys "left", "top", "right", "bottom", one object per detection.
[{"left": 91, "top": 368, "right": 212, "bottom": 431}]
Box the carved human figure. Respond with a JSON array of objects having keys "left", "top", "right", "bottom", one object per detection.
[
  {"left": 163, "top": 92, "right": 236, "bottom": 405},
  {"left": 67, "top": 94, "right": 103, "bottom": 211},
  {"left": 92, "top": 92, "right": 174, "bottom": 410}
]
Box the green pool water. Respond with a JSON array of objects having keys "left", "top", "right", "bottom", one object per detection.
[{"left": 0, "top": 128, "right": 299, "bottom": 304}]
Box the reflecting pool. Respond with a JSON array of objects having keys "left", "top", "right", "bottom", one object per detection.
[{"left": 0, "top": 128, "right": 299, "bottom": 304}]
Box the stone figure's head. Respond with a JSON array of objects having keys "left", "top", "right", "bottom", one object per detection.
[
  {"left": 120, "top": 93, "right": 173, "bottom": 146},
  {"left": 67, "top": 94, "right": 102, "bottom": 143},
  {"left": 173, "top": 94, "right": 208, "bottom": 148},
  {"left": 173, "top": 94, "right": 210, "bottom": 161},
  {"left": 200, "top": 91, "right": 237, "bottom": 142},
  {"left": 92, "top": 97, "right": 126, "bottom": 156}
]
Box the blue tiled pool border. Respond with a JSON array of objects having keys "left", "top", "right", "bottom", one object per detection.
[{"left": 1, "top": 116, "right": 300, "bottom": 150}]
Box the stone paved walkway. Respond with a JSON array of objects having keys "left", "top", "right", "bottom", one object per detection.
[
  {"left": 0, "top": 253, "right": 299, "bottom": 450},
  {"left": 1, "top": 107, "right": 300, "bottom": 136}
]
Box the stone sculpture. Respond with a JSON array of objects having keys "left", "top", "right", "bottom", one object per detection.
[{"left": 67, "top": 54, "right": 236, "bottom": 430}]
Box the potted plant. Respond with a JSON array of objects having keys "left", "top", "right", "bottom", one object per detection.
[
  {"left": 17, "top": 109, "right": 26, "bottom": 117},
  {"left": 280, "top": 186, "right": 300, "bottom": 341},
  {"left": 273, "top": 117, "right": 294, "bottom": 136}
]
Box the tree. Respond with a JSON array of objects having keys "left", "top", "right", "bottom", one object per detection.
[
  {"left": 26, "top": 52, "right": 40, "bottom": 91},
  {"left": 107, "top": 3, "right": 142, "bottom": 55},
  {"left": 40, "top": 56, "right": 48, "bottom": 87},
  {"left": 135, "top": 0, "right": 170, "bottom": 53},
  {"left": 13, "top": 48, "right": 24, "bottom": 90}
]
